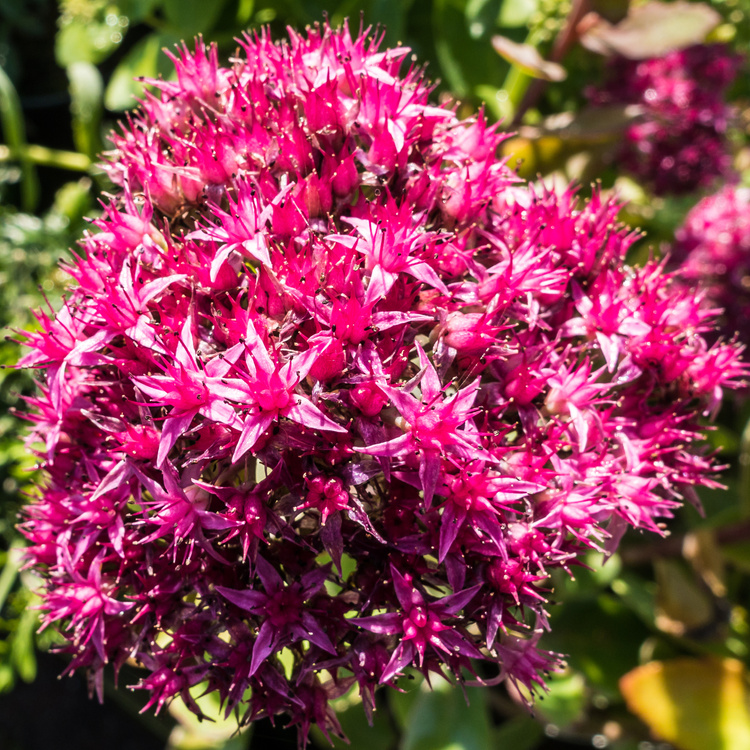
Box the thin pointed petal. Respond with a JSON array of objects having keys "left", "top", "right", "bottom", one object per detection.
[
  {"left": 419, "top": 450, "right": 441, "bottom": 508},
  {"left": 249, "top": 621, "right": 279, "bottom": 677},
  {"left": 285, "top": 396, "right": 346, "bottom": 433},
  {"left": 157, "top": 412, "right": 195, "bottom": 466},
  {"left": 379, "top": 641, "right": 415, "bottom": 683},
  {"left": 232, "top": 412, "right": 275, "bottom": 463}
]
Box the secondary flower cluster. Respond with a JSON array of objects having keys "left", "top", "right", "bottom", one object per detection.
[
  {"left": 18, "top": 23, "right": 745, "bottom": 745},
  {"left": 589, "top": 44, "right": 742, "bottom": 195},
  {"left": 672, "top": 183, "right": 750, "bottom": 346}
]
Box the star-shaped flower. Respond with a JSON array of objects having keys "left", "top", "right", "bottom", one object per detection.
[{"left": 361, "top": 345, "right": 486, "bottom": 506}]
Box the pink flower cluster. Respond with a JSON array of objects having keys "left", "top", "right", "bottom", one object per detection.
[
  {"left": 672, "top": 183, "right": 750, "bottom": 346},
  {"left": 18, "top": 24, "right": 745, "bottom": 744},
  {"left": 589, "top": 44, "right": 742, "bottom": 195}
]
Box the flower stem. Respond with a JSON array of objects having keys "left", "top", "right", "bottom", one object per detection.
[
  {"left": 0, "top": 144, "right": 92, "bottom": 172},
  {"left": 740, "top": 415, "right": 750, "bottom": 516},
  {"left": 0, "top": 65, "right": 40, "bottom": 211}
]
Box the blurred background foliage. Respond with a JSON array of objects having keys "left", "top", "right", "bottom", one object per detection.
[{"left": 1, "top": 0, "right": 750, "bottom": 748}]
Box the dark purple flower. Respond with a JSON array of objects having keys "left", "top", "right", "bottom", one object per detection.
[
  {"left": 353, "top": 563, "right": 483, "bottom": 682},
  {"left": 216, "top": 556, "right": 336, "bottom": 677},
  {"left": 589, "top": 44, "right": 743, "bottom": 194}
]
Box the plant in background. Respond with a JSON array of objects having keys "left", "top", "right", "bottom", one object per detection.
[
  {"left": 671, "top": 184, "right": 750, "bottom": 346},
  {"left": 0, "top": 177, "right": 93, "bottom": 693},
  {"left": 588, "top": 43, "right": 742, "bottom": 195},
  {"left": 13, "top": 20, "right": 748, "bottom": 747}
]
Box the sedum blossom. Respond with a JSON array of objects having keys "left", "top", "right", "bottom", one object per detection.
[
  {"left": 589, "top": 44, "right": 742, "bottom": 195},
  {"left": 672, "top": 183, "right": 750, "bottom": 347},
  {"left": 17, "top": 22, "right": 746, "bottom": 746}
]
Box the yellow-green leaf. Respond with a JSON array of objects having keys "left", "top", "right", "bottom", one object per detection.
[{"left": 620, "top": 658, "right": 750, "bottom": 750}]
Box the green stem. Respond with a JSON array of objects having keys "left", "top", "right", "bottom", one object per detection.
[
  {"left": 0, "top": 65, "right": 40, "bottom": 211},
  {"left": 498, "top": 29, "right": 544, "bottom": 123},
  {"left": 511, "top": 0, "right": 591, "bottom": 126},
  {"left": 503, "top": 65, "right": 531, "bottom": 117},
  {"left": 0, "top": 144, "right": 92, "bottom": 172},
  {"left": 740, "top": 416, "right": 750, "bottom": 516}
]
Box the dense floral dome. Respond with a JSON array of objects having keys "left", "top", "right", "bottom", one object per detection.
[
  {"left": 18, "top": 22, "right": 746, "bottom": 745},
  {"left": 589, "top": 44, "right": 741, "bottom": 195},
  {"left": 672, "top": 183, "right": 750, "bottom": 346}
]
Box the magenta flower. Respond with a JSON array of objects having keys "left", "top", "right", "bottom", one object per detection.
[
  {"left": 588, "top": 44, "right": 743, "bottom": 194},
  {"left": 353, "top": 564, "right": 483, "bottom": 682},
  {"left": 188, "top": 178, "right": 277, "bottom": 278},
  {"left": 331, "top": 199, "right": 450, "bottom": 304},
  {"left": 437, "top": 462, "right": 543, "bottom": 563},
  {"left": 231, "top": 319, "right": 347, "bottom": 461},
  {"left": 16, "top": 22, "right": 746, "bottom": 747},
  {"left": 216, "top": 556, "right": 336, "bottom": 678},
  {"left": 42, "top": 554, "right": 134, "bottom": 664},
  {"left": 362, "top": 344, "right": 486, "bottom": 506},
  {"left": 671, "top": 184, "right": 750, "bottom": 348},
  {"left": 132, "top": 318, "right": 247, "bottom": 466}
]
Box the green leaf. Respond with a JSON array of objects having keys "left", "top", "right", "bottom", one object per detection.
[
  {"left": 580, "top": 0, "right": 721, "bottom": 59},
  {"left": 118, "top": 0, "right": 160, "bottom": 24},
  {"left": 55, "top": 18, "right": 120, "bottom": 66},
  {"left": 534, "top": 671, "right": 586, "bottom": 728},
  {"left": 67, "top": 62, "right": 104, "bottom": 159},
  {"left": 400, "top": 678, "right": 492, "bottom": 750},
  {"left": 465, "top": 0, "right": 503, "bottom": 39},
  {"left": 433, "top": 0, "right": 509, "bottom": 102},
  {"left": 0, "top": 663, "right": 14, "bottom": 693},
  {"left": 371, "top": 0, "right": 414, "bottom": 46},
  {"left": 236, "top": 0, "right": 255, "bottom": 25},
  {"left": 590, "top": 551, "right": 623, "bottom": 587},
  {"left": 610, "top": 572, "right": 658, "bottom": 628},
  {"left": 475, "top": 84, "right": 510, "bottom": 121},
  {"left": 52, "top": 179, "right": 94, "bottom": 225},
  {"left": 167, "top": 685, "right": 250, "bottom": 750},
  {"left": 493, "top": 715, "right": 544, "bottom": 750},
  {"left": 589, "top": 0, "right": 629, "bottom": 24},
  {"left": 722, "top": 541, "right": 750, "bottom": 573},
  {"left": 620, "top": 658, "right": 750, "bottom": 750},
  {"left": 105, "top": 32, "right": 181, "bottom": 112},
  {"left": 654, "top": 559, "right": 714, "bottom": 635},
  {"left": 0, "top": 542, "right": 22, "bottom": 612},
  {"left": 387, "top": 674, "right": 424, "bottom": 728},
  {"left": 10, "top": 603, "right": 38, "bottom": 683},
  {"left": 310, "top": 688, "right": 397, "bottom": 749},
  {"left": 544, "top": 594, "right": 651, "bottom": 699},
  {"left": 706, "top": 423, "right": 739, "bottom": 455},
  {"left": 551, "top": 551, "right": 624, "bottom": 600},
  {"left": 433, "top": 0, "right": 471, "bottom": 97},
  {"left": 500, "top": 132, "right": 566, "bottom": 177},
  {"left": 162, "top": 0, "right": 229, "bottom": 36}
]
